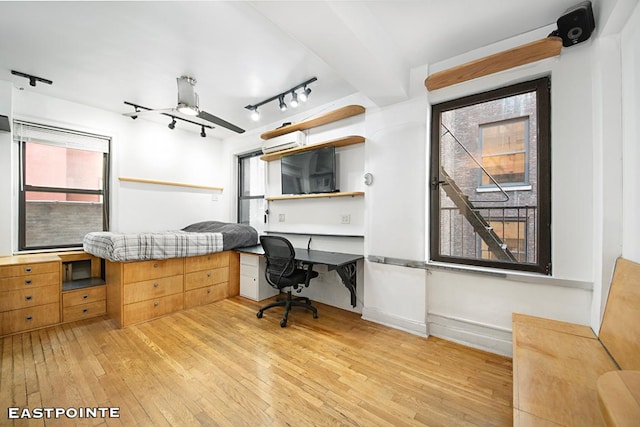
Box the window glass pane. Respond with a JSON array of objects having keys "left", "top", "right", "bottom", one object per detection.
[
  {"left": 240, "top": 155, "right": 265, "bottom": 197},
  {"left": 25, "top": 142, "right": 103, "bottom": 190},
  {"left": 24, "top": 191, "right": 103, "bottom": 248},
  {"left": 482, "top": 153, "right": 526, "bottom": 184},
  {"left": 239, "top": 198, "right": 265, "bottom": 227}
]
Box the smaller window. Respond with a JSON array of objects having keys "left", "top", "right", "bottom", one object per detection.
[
  {"left": 480, "top": 118, "right": 528, "bottom": 186},
  {"left": 237, "top": 151, "right": 265, "bottom": 227}
]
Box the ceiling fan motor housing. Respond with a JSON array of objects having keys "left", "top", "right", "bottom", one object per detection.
[{"left": 177, "top": 76, "right": 199, "bottom": 112}]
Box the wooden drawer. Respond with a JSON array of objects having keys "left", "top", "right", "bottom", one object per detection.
[
  {"left": 0, "top": 271, "right": 59, "bottom": 292},
  {"left": 0, "top": 285, "right": 59, "bottom": 312},
  {"left": 184, "top": 282, "right": 228, "bottom": 308},
  {"left": 124, "top": 275, "right": 183, "bottom": 304},
  {"left": 185, "top": 266, "right": 229, "bottom": 291},
  {"left": 63, "top": 300, "right": 106, "bottom": 323},
  {"left": 62, "top": 286, "right": 106, "bottom": 308},
  {"left": 0, "top": 261, "right": 59, "bottom": 279},
  {"left": 123, "top": 293, "right": 184, "bottom": 326},
  {"left": 122, "top": 258, "right": 183, "bottom": 284},
  {"left": 1, "top": 302, "right": 60, "bottom": 336},
  {"left": 185, "top": 252, "right": 229, "bottom": 272}
]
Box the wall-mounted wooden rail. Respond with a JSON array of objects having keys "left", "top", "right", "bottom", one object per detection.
[
  {"left": 425, "top": 37, "right": 562, "bottom": 91},
  {"left": 118, "top": 177, "right": 223, "bottom": 192},
  {"left": 260, "top": 105, "right": 365, "bottom": 140},
  {"left": 260, "top": 135, "right": 365, "bottom": 162},
  {"left": 266, "top": 191, "right": 364, "bottom": 201}
]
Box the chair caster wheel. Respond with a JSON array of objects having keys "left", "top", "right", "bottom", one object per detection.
[
  {"left": 257, "top": 311, "right": 263, "bottom": 319},
  {"left": 313, "top": 313, "right": 318, "bottom": 319},
  {"left": 280, "top": 319, "right": 287, "bottom": 327}
]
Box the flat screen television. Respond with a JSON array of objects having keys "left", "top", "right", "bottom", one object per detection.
[{"left": 281, "top": 146, "right": 337, "bottom": 195}]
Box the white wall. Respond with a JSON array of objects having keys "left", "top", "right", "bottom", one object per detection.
[
  {"left": 622, "top": 2, "right": 640, "bottom": 263},
  {"left": 0, "top": 80, "right": 13, "bottom": 256}
]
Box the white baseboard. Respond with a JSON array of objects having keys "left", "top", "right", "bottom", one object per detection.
[
  {"left": 361, "top": 306, "right": 428, "bottom": 337},
  {"left": 427, "top": 313, "right": 513, "bottom": 357}
]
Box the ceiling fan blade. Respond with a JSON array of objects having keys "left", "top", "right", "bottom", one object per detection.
[{"left": 198, "top": 110, "right": 245, "bottom": 134}]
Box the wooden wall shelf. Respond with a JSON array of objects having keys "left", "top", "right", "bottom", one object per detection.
[
  {"left": 266, "top": 191, "right": 364, "bottom": 201},
  {"left": 425, "top": 36, "right": 562, "bottom": 91},
  {"left": 119, "top": 177, "right": 223, "bottom": 192},
  {"left": 260, "top": 105, "right": 365, "bottom": 140},
  {"left": 260, "top": 135, "right": 365, "bottom": 162}
]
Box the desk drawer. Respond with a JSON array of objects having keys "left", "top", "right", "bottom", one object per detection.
[
  {"left": 0, "top": 261, "right": 59, "bottom": 279},
  {"left": 63, "top": 300, "right": 107, "bottom": 323},
  {"left": 1, "top": 302, "right": 60, "bottom": 336},
  {"left": 63, "top": 286, "right": 106, "bottom": 308},
  {"left": 0, "top": 285, "right": 59, "bottom": 312},
  {"left": 185, "top": 267, "right": 229, "bottom": 291},
  {"left": 184, "top": 282, "right": 228, "bottom": 308},
  {"left": 123, "top": 293, "right": 183, "bottom": 325},
  {"left": 185, "top": 252, "right": 229, "bottom": 272},
  {"left": 123, "top": 258, "right": 183, "bottom": 283},
  {"left": 124, "top": 275, "right": 183, "bottom": 304},
  {"left": 0, "top": 272, "right": 59, "bottom": 292}
]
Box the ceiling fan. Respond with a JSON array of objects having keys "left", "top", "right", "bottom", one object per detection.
[{"left": 123, "top": 76, "right": 245, "bottom": 134}]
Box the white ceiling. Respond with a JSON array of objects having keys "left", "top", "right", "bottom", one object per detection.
[{"left": 0, "top": 0, "right": 586, "bottom": 138}]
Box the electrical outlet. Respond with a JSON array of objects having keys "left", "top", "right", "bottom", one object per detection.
[
  {"left": 278, "top": 214, "right": 286, "bottom": 222},
  {"left": 341, "top": 214, "right": 351, "bottom": 224}
]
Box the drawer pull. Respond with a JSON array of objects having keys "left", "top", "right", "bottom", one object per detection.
[
  {"left": 83, "top": 294, "right": 89, "bottom": 299},
  {"left": 25, "top": 279, "right": 32, "bottom": 285},
  {"left": 153, "top": 301, "right": 159, "bottom": 307},
  {"left": 153, "top": 282, "right": 159, "bottom": 288},
  {"left": 153, "top": 263, "right": 159, "bottom": 268},
  {"left": 83, "top": 309, "right": 89, "bottom": 313},
  {"left": 24, "top": 267, "right": 32, "bottom": 273},
  {"left": 207, "top": 272, "right": 212, "bottom": 277},
  {"left": 25, "top": 315, "right": 33, "bottom": 321},
  {"left": 207, "top": 289, "right": 211, "bottom": 294},
  {"left": 25, "top": 295, "right": 33, "bottom": 301}
]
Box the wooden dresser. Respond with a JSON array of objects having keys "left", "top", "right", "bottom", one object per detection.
[
  {"left": 106, "top": 251, "right": 240, "bottom": 328},
  {"left": 0, "top": 254, "right": 61, "bottom": 336}
]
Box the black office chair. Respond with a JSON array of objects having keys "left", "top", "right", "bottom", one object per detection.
[{"left": 257, "top": 235, "right": 319, "bottom": 327}]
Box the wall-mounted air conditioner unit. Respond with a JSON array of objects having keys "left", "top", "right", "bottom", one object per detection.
[{"left": 262, "top": 131, "right": 305, "bottom": 154}]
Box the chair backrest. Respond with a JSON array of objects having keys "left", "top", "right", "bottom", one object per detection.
[
  {"left": 260, "top": 235, "right": 296, "bottom": 285},
  {"left": 599, "top": 257, "right": 640, "bottom": 370}
]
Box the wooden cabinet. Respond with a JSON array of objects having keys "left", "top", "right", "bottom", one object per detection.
[
  {"left": 0, "top": 254, "right": 61, "bottom": 336},
  {"left": 59, "top": 251, "right": 106, "bottom": 323},
  {"left": 184, "top": 252, "right": 230, "bottom": 308},
  {"left": 107, "top": 258, "right": 184, "bottom": 327}
]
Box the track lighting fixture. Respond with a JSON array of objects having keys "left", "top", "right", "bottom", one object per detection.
[
  {"left": 278, "top": 95, "right": 287, "bottom": 112},
  {"left": 299, "top": 85, "right": 311, "bottom": 102},
  {"left": 11, "top": 69, "right": 53, "bottom": 87},
  {"left": 244, "top": 77, "right": 316, "bottom": 121},
  {"left": 168, "top": 118, "right": 176, "bottom": 129},
  {"left": 200, "top": 126, "right": 206, "bottom": 138},
  {"left": 124, "top": 101, "right": 212, "bottom": 137}
]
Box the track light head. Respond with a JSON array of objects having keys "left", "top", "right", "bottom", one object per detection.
[
  {"left": 250, "top": 107, "right": 260, "bottom": 121},
  {"left": 168, "top": 118, "right": 176, "bottom": 129},
  {"left": 299, "top": 86, "right": 312, "bottom": 102},
  {"left": 290, "top": 91, "right": 299, "bottom": 108},
  {"left": 279, "top": 95, "right": 287, "bottom": 112},
  {"left": 200, "top": 126, "right": 206, "bottom": 137}
]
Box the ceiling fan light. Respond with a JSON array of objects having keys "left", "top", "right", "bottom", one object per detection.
[{"left": 177, "top": 103, "right": 199, "bottom": 116}]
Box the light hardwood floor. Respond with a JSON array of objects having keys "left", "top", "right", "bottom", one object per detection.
[{"left": 1, "top": 297, "right": 513, "bottom": 426}]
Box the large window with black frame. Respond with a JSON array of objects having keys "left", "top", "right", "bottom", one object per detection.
[
  {"left": 429, "top": 77, "right": 551, "bottom": 274},
  {"left": 15, "top": 121, "right": 110, "bottom": 251},
  {"left": 237, "top": 150, "right": 266, "bottom": 228}
]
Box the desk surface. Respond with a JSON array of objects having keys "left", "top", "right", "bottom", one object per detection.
[{"left": 237, "top": 245, "right": 363, "bottom": 268}]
